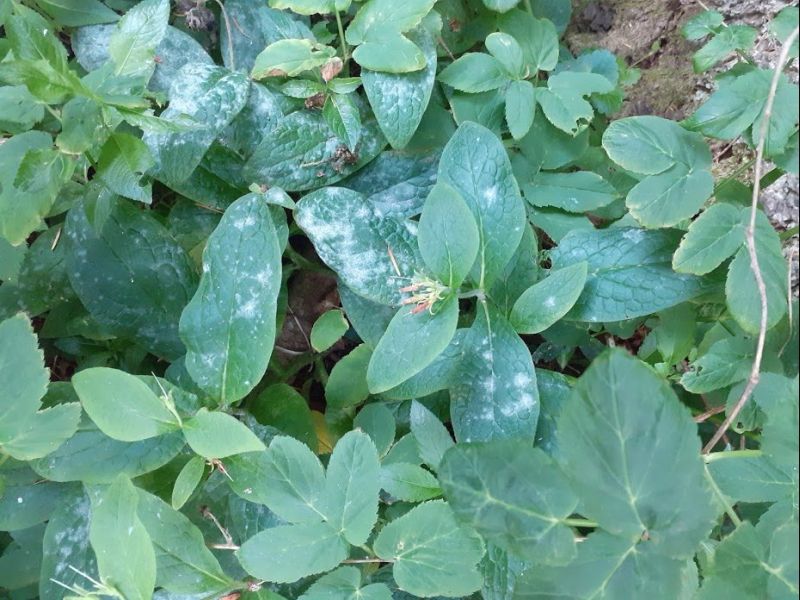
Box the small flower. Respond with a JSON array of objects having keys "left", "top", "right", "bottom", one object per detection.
[{"left": 399, "top": 274, "right": 448, "bottom": 315}]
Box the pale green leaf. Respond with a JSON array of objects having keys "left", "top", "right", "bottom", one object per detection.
[
  {"left": 179, "top": 193, "right": 282, "bottom": 405},
  {"left": 237, "top": 521, "right": 348, "bottom": 583},
  {"left": 367, "top": 297, "right": 459, "bottom": 394},
  {"left": 88, "top": 476, "right": 156, "bottom": 600},
  {"left": 183, "top": 409, "right": 266, "bottom": 459},
  {"left": 559, "top": 349, "right": 715, "bottom": 555},
  {"left": 374, "top": 500, "right": 485, "bottom": 597},
  {"left": 439, "top": 440, "right": 578, "bottom": 564},
  {"left": 324, "top": 430, "right": 381, "bottom": 545},
  {"left": 72, "top": 367, "right": 180, "bottom": 442},
  {"left": 510, "top": 262, "right": 588, "bottom": 334}
]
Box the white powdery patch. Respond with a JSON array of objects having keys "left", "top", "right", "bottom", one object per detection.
[
  {"left": 483, "top": 185, "right": 499, "bottom": 204},
  {"left": 543, "top": 296, "right": 557, "bottom": 309},
  {"left": 622, "top": 228, "right": 645, "bottom": 243},
  {"left": 233, "top": 215, "right": 256, "bottom": 230},
  {"left": 236, "top": 297, "right": 259, "bottom": 319},
  {"left": 513, "top": 373, "right": 532, "bottom": 389},
  {"left": 254, "top": 269, "right": 272, "bottom": 285}
]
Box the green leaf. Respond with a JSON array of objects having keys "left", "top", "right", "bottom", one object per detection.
[
  {"left": 252, "top": 39, "right": 336, "bottom": 78},
  {"left": 450, "top": 305, "right": 539, "bottom": 442},
  {"left": 65, "top": 198, "right": 197, "bottom": 360},
  {"left": 550, "top": 227, "right": 715, "bottom": 322},
  {"left": 31, "top": 416, "right": 186, "bottom": 483},
  {"left": 380, "top": 462, "right": 441, "bottom": 501},
  {"left": 353, "top": 403, "right": 396, "bottom": 457},
  {"left": 346, "top": 0, "right": 436, "bottom": 45},
  {"left": 560, "top": 349, "right": 715, "bottom": 554},
  {"left": 771, "top": 7, "right": 799, "bottom": 58},
  {"left": 439, "top": 53, "right": 509, "bottom": 92},
  {"left": 682, "top": 10, "right": 724, "bottom": 40},
  {"left": 603, "top": 115, "right": 710, "bottom": 174},
  {"left": 367, "top": 296, "right": 459, "bottom": 394},
  {"left": 438, "top": 122, "right": 526, "bottom": 287},
  {"left": 137, "top": 490, "right": 232, "bottom": 595},
  {"left": 269, "top": 0, "right": 343, "bottom": 15},
  {"left": 439, "top": 440, "right": 578, "bottom": 564},
  {"left": 0, "top": 315, "right": 46, "bottom": 433},
  {"left": 498, "top": 10, "right": 559, "bottom": 72},
  {"left": 262, "top": 436, "right": 327, "bottom": 523},
  {"left": 725, "top": 211, "right": 789, "bottom": 334},
  {"left": 244, "top": 110, "right": 386, "bottom": 192},
  {"left": 95, "top": 132, "right": 155, "bottom": 204},
  {"left": 311, "top": 309, "right": 350, "bottom": 353},
  {"left": 72, "top": 367, "right": 180, "bottom": 442},
  {"left": 323, "top": 92, "right": 362, "bottom": 152},
  {"left": 325, "top": 344, "right": 373, "bottom": 408},
  {"left": 220, "top": 0, "right": 314, "bottom": 72},
  {"left": 681, "top": 335, "right": 754, "bottom": 393},
  {"left": 483, "top": 0, "right": 520, "bottom": 12},
  {"left": 39, "top": 489, "right": 98, "bottom": 600},
  {"left": 4, "top": 8, "right": 69, "bottom": 71},
  {"left": 374, "top": 500, "right": 485, "bottom": 597},
  {"left": 603, "top": 115, "right": 714, "bottom": 227},
  {"left": 486, "top": 33, "right": 525, "bottom": 77},
  {"left": 362, "top": 27, "right": 437, "bottom": 149},
  {"left": 144, "top": 64, "right": 249, "bottom": 184},
  {"left": 237, "top": 521, "right": 349, "bottom": 583},
  {"left": 505, "top": 79, "right": 536, "bottom": 140},
  {"left": 352, "top": 33, "right": 428, "bottom": 73},
  {"left": 0, "top": 131, "right": 65, "bottom": 246},
  {"left": 33, "top": 0, "right": 118, "bottom": 26},
  {"left": 179, "top": 193, "right": 282, "bottom": 405},
  {"left": 707, "top": 455, "right": 794, "bottom": 503},
  {"left": 0, "top": 86, "right": 44, "bottom": 134},
  {"left": 299, "top": 566, "right": 393, "bottom": 600},
  {"left": 56, "top": 97, "right": 104, "bottom": 155},
  {"left": 0, "top": 466, "right": 75, "bottom": 531},
  {"left": 515, "top": 531, "right": 694, "bottom": 599},
  {"left": 409, "top": 400, "right": 454, "bottom": 470},
  {"left": 510, "top": 262, "right": 588, "bottom": 334},
  {"left": 88, "top": 476, "right": 156, "bottom": 600},
  {"left": 535, "top": 72, "right": 614, "bottom": 135},
  {"left": 698, "top": 522, "right": 797, "bottom": 599},
  {"left": 324, "top": 430, "right": 381, "bottom": 545},
  {"left": 418, "top": 182, "right": 480, "bottom": 288},
  {"left": 692, "top": 25, "right": 757, "bottom": 73},
  {"left": 295, "top": 187, "right": 422, "bottom": 305},
  {"left": 518, "top": 109, "right": 589, "bottom": 170},
  {"left": 108, "top": 0, "right": 169, "bottom": 82},
  {"left": 673, "top": 203, "right": 745, "bottom": 275},
  {"left": 755, "top": 374, "right": 799, "bottom": 471},
  {"left": 171, "top": 456, "right": 205, "bottom": 509},
  {"left": 183, "top": 409, "right": 266, "bottom": 459},
  {"left": 489, "top": 224, "right": 539, "bottom": 315},
  {"left": 523, "top": 171, "right": 618, "bottom": 213}
]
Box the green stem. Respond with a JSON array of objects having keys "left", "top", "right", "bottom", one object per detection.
[
  {"left": 563, "top": 517, "right": 598, "bottom": 528},
  {"left": 704, "top": 465, "right": 742, "bottom": 527},
  {"left": 523, "top": 0, "right": 533, "bottom": 16},
  {"left": 335, "top": 10, "right": 349, "bottom": 64},
  {"left": 704, "top": 449, "right": 762, "bottom": 463}
]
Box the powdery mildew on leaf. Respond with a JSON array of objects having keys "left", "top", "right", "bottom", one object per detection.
[{"left": 295, "top": 187, "right": 422, "bottom": 305}]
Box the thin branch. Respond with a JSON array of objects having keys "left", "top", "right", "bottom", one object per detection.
[
  {"left": 214, "top": 0, "right": 235, "bottom": 71},
  {"left": 704, "top": 465, "right": 742, "bottom": 527},
  {"left": 694, "top": 404, "right": 726, "bottom": 423},
  {"left": 702, "top": 26, "right": 800, "bottom": 455}
]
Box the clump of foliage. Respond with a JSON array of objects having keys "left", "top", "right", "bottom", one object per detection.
[{"left": 0, "top": 0, "right": 798, "bottom": 598}]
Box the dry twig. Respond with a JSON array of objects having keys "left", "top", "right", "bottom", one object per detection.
[{"left": 702, "top": 26, "right": 800, "bottom": 454}]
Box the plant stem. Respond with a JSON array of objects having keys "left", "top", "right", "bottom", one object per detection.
[
  {"left": 704, "top": 449, "right": 763, "bottom": 463},
  {"left": 702, "top": 26, "right": 800, "bottom": 454},
  {"left": 335, "top": 10, "right": 349, "bottom": 64},
  {"left": 523, "top": 0, "right": 534, "bottom": 16},
  {"left": 563, "top": 517, "right": 598, "bottom": 528},
  {"left": 704, "top": 465, "right": 742, "bottom": 527}
]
